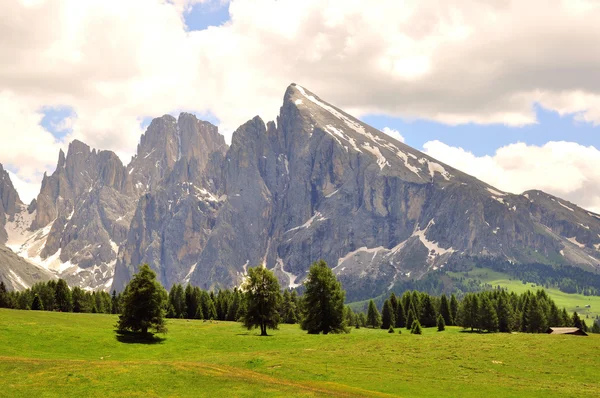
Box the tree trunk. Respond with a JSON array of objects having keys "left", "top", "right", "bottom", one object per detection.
[
  {"left": 260, "top": 322, "right": 267, "bottom": 336},
  {"left": 142, "top": 326, "right": 148, "bottom": 335}
]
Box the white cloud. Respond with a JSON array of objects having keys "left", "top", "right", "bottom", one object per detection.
[
  {"left": 423, "top": 140, "right": 600, "bottom": 213},
  {"left": 382, "top": 127, "right": 405, "bottom": 143},
  {"left": 7, "top": 171, "right": 39, "bottom": 205},
  {"left": 2, "top": 0, "right": 600, "bottom": 208}
]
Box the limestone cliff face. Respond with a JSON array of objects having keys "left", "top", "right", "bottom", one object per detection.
[
  {"left": 0, "top": 164, "right": 22, "bottom": 244},
  {"left": 3, "top": 85, "right": 600, "bottom": 298}
]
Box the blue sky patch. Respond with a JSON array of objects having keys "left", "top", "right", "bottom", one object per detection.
[
  {"left": 361, "top": 105, "right": 600, "bottom": 156},
  {"left": 184, "top": 1, "right": 230, "bottom": 31},
  {"left": 40, "top": 106, "right": 76, "bottom": 139}
]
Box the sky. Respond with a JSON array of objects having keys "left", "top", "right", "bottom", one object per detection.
[{"left": 2, "top": 0, "right": 600, "bottom": 212}]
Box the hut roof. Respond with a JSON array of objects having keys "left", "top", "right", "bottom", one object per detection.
[{"left": 546, "top": 327, "right": 588, "bottom": 336}]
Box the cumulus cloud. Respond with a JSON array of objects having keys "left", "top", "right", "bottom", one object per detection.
[
  {"left": 2, "top": 0, "right": 600, "bottom": 207},
  {"left": 423, "top": 140, "right": 600, "bottom": 213},
  {"left": 382, "top": 127, "right": 405, "bottom": 143}
]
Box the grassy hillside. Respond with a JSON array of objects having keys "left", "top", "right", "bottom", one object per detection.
[
  {"left": 448, "top": 268, "right": 600, "bottom": 321},
  {"left": 1, "top": 309, "right": 599, "bottom": 397}
]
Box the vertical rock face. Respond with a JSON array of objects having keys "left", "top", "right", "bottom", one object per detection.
[
  {"left": 0, "top": 164, "right": 23, "bottom": 244},
  {"left": 3, "top": 84, "right": 600, "bottom": 298}
]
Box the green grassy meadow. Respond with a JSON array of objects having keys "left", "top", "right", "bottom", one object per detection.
[
  {"left": 448, "top": 268, "right": 600, "bottom": 320},
  {"left": 1, "top": 309, "right": 599, "bottom": 397}
]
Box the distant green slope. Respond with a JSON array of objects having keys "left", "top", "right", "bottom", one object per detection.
[{"left": 448, "top": 268, "right": 600, "bottom": 321}]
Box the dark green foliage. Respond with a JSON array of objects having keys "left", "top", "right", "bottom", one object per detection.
[
  {"left": 388, "top": 325, "right": 395, "bottom": 333},
  {"left": 592, "top": 321, "right": 600, "bottom": 334},
  {"left": 54, "top": 279, "right": 72, "bottom": 312},
  {"left": 358, "top": 312, "right": 367, "bottom": 328},
  {"left": 31, "top": 294, "right": 43, "bottom": 311},
  {"left": 300, "top": 260, "right": 347, "bottom": 334},
  {"left": 526, "top": 296, "right": 547, "bottom": 333},
  {"left": 439, "top": 294, "right": 452, "bottom": 326},
  {"left": 0, "top": 281, "right": 8, "bottom": 308},
  {"left": 242, "top": 266, "right": 281, "bottom": 336},
  {"left": 420, "top": 295, "right": 437, "bottom": 328},
  {"left": 406, "top": 308, "right": 416, "bottom": 330},
  {"left": 458, "top": 293, "right": 480, "bottom": 331},
  {"left": 395, "top": 301, "right": 406, "bottom": 328},
  {"left": 280, "top": 290, "right": 299, "bottom": 324},
  {"left": 167, "top": 284, "right": 186, "bottom": 319},
  {"left": 450, "top": 294, "right": 459, "bottom": 325},
  {"left": 572, "top": 311, "right": 583, "bottom": 329},
  {"left": 437, "top": 314, "right": 445, "bottom": 331},
  {"left": 111, "top": 290, "right": 120, "bottom": 314},
  {"left": 397, "top": 328, "right": 402, "bottom": 334},
  {"left": 380, "top": 299, "right": 395, "bottom": 329},
  {"left": 411, "top": 319, "right": 422, "bottom": 334},
  {"left": 184, "top": 284, "right": 199, "bottom": 319},
  {"left": 117, "top": 264, "right": 168, "bottom": 335},
  {"left": 366, "top": 300, "right": 382, "bottom": 328},
  {"left": 479, "top": 296, "right": 499, "bottom": 332},
  {"left": 496, "top": 294, "right": 514, "bottom": 332}
]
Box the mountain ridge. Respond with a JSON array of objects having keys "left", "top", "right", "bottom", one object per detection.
[{"left": 1, "top": 84, "right": 599, "bottom": 299}]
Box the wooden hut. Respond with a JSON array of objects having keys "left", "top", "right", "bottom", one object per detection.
[{"left": 546, "top": 327, "right": 588, "bottom": 336}]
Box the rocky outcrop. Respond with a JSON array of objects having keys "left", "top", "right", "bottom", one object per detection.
[{"left": 3, "top": 85, "right": 600, "bottom": 299}]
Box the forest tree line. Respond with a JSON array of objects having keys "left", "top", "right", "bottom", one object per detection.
[{"left": 1, "top": 265, "right": 599, "bottom": 335}]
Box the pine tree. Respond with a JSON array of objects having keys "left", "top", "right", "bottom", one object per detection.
[
  {"left": 388, "top": 325, "right": 395, "bottom": 333},
  {"left": 54, "top": 279, "right": 72, "bottom": 312},
  {"left": 439, "top": 294, "right": 452, "bottom": 326},
  {"left": 117, "top": 264, "right": 168, "bottom": 335},
  {"left": 0, "top": 281, "right": 8, "bottom": 308},
  {"left": 381, "top": 299, "right": 395, "bottom": 329},
  {"left": 242, "top": 266, "right": 281, "bottom": 336},
  {"left": 395, "top": 301, "right": 406, "bottom": 328},
  {"left": 367, "top": 300, "right": 382, "bottom": 328},
  {"left": 497, "top": 294, "right": 514, "bottom": 333},
  {"left": 389, "top": 293, "right": 398, "bottom": 316},
  {"left": 592, "top": 321, "right": 600, "bottom": 334},
  {"left": 479, "top": 296, "right": 499, "bottom": 332},
  {"left": 458, "top": 293, "right": 480, "bottom": 331},
  {"left": 411, "top": 319, "right": 422, "bottom": 335},
  {"left": 450, "top": 294, "right": 459, "bottom": 325},
  {"left": 527, "top": 296, "right": 547, "bottom": 333},
  {"left": 572, "top": 311, "right": 583, "bottom": 329},
  {"left": 300, "top": 260, "right": 347, "bottom": 334},
  {"left": 420, "top": 295, "right": 437, "bottom": 328},
  {"left": 561, "top": 308, "right": 571, "bottom": 326},
  {"left": 358, "top": 312, "right": 367, "bottom": 327},
  {"left": 437, "top": 314, "right": 445, "bottom": 331},
  {"left": 31, "top": 294, "right": 43, "bottom": 311},
  {"left": 111, "top": 290, "right": 120, "bottom": 314},
  {"left": 185, "top": 284, "right": 199, "bottom": 319},
  {"left": 406, "top": 308, "right": 416, "bottom": 330}
]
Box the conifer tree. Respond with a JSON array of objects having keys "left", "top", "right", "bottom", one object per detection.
[
  {"left": 54, "top": 279, "right": 72, "bottom": 312},
  {"left": 367, "top": 300, "right": 382, "bottom": 328},
  {"left": 241, "top": 266, "right": 281, "bottom": 336},
  {"left": 497, "top": 294, "right": 514, "bottom": 333},
  {"left": 117, "top": 264, "right": 168, "bottom": 335},
  {"left": 395, "top": 301, "right": 406, "bottom": 328},
  {"left": 0, "top": 281, "right": 8, "bottom": 308},
  {"left": 479, "top": 296, "right": 499, "bottom": 332},
  {"left": 300, "top": 260, "right": 347, "bottom": 334},
  {"left": 411, "top": 319, "right": 422, "bottom": 335},
  {"left": 450, "top": 294, "right": 459, "bottom": 325},
  {"left": 185, "top": 284, "right": 199, "bottom": 319},
  {"left": 406, "top": 308, "right": 416, "bottom": 330},
  {"left": 31, "top": 294, "right": 43, "bottom": 311},
  {"left": 389, "top": 293, "right": 399, "bottom": 315},
  {"left": 572, "top": 311, "right": 583, "bottom": 329},
  {"left": 458, "top": 293, "right": 480, "bottom": 331},
  {"left": 420, "top": 295, "right": 437, "bottom": 327},
  {"left": 111, "top": 290, "right": 120, "bottom": 314},
  {"left": 388, "top": 325, "right": 395, "bottom": 333},
  {"left": 439, "top": 294, "right": 452, "bottom": 326},
  {"left": 437, "top": 314, "right": 445, "bottom": 331},
  {"left": 381, "top": 299, "right": 395, "bottom": 329},
  {"left": 526, "top": 296, "right": 547, "bottom": 333},
  {"left": 592, "top": 321, "right": 600, "bottom": 334}
]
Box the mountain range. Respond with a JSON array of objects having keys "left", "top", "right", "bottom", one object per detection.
[{"left": 2, "top": 84, "right": 600, "bottom": 300}]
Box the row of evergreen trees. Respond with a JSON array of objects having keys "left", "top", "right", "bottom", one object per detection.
[
  {"left": 362, "top": 288, "right": 600, "bottom": 333},
  {"left": 0, "top": 280, "right": 119, "bottom": 314},
  {"left": 164, "top": 283, "right": 301, "bottom": 324},
  {"left": 2, "top": 269, "right": 599, "bottom": 335}
]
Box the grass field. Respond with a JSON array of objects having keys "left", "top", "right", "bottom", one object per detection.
[
  {"left": 1, "top": 309, "right": 599, "bottom": 397},
  {"left": 448, "top": 268, "right": 600, "bottom": 321}
]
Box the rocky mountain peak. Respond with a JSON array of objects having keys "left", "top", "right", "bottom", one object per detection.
[{"left": 0, "top": 163, "right": 23, "bottom": 244}]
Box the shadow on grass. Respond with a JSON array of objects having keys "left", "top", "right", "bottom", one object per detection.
[{"left": 115, "top": 330, "right": 166, "bottom": 344}]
